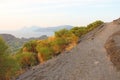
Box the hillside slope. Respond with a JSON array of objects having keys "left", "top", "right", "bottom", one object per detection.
[
  {"left": 0, "top": 34, "right": 48, "bottom": 52},
  {"left": 18, "top": 18, "right": 120, "bottom": 80}
]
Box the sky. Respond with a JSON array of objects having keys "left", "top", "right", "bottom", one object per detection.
[{"left": 0, "top": 0, "right": 120, "bottom": 30}]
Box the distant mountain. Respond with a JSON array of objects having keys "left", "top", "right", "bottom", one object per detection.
[
  {"left": 36, "top": 25, "right": 73, "bottom": 32},
  {"left": 0, "top": 34, "right": 48, "bottom": 53},
  {"left": 20, "top": 26, "right": 40, "bottom": 32},
  {"left": 0, "top": 25, "right": 73, "bottom": 38},
  {"left": 20, "top": 25, "right": 73, "bottom": 32}
]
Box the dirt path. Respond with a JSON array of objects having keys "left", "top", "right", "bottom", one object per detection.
[{"left": 17, "top": 19, "right": 120, "bottom": 80}]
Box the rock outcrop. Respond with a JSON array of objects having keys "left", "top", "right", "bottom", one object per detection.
[{"left": 18, "top": 18, "right": 120, "bottom": 80}]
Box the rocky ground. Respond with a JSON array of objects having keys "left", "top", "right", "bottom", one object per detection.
[{"left": 17, "top": 18, "right": 120, "bottom": 80}]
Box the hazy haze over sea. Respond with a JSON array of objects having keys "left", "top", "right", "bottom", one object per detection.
[{"left": 0, "top": 25, "right": 73, "bottom": 38}]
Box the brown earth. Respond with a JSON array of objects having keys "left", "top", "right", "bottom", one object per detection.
[
  {"left": 17, "top": 18, "right": 120, "bottom": 80},
  {"left": 105, "top": 30, "right": 120, "bottom": 71}
]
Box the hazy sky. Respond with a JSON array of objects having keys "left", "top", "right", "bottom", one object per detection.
[{"left": 0, "top": 0, "right": 120, "bottom": 30}]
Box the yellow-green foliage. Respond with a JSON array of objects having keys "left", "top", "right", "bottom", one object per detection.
[
  {"left": 51, "top": 37, "right": 67, "bottom": 55},
  {"left": 23, "top": 40, "right": 37, "bottom": 53},
  {"left": 36, "top": 46, "right": 53, "bottom": 61},
  {"left": 70, "top": 27, "right": 87, "bottom": 37},
  {"left": 16, "top": 52, "right": 37, "bottom": 69},
  {"left": 54, "top": 29, "right": 78, "bottom": 51},
  {"left": 36, "top": 39, "right": 53, "bottom": 61},
  {"left": 0, "top": 37, "right": 20, "bottom": 80},
  {"left": 0, "top": 37, "right": 8, "bottom": 54},
  {"left": 55, "top": 29, "right": 78, "bottom": 44},
  {"left": 86, "top": 20, "right": 104, "bottom": 31},
  {"left": 70, "top": 20, "right": 104, "bottom": 37}
]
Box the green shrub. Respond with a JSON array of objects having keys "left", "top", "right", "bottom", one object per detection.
[
  {"left": 51, "top": 38, "right": 67, "bottom": 55},
  {"left": 0, "top": 37, "right": 20, "bottom": 80},
  {"left": 0, "top": 37, "right": 8, "bottom": 54},
  {"left": 16, "top": 52, "right": 37, "bottom": 69},
  {"left": 36, "top": 46, "right": 53, "bottom": 61},
  {"left": 86, "top": 20, "right": 104, "bottom": 31},
  {"left": 55, "top": 29, "right": 78, "bottom": 44},
  {"left": 70, "top": 27, "right": 87, "bottom": 37},
  {"left": 70, "top": 20, "right": 104, "bottom": 38},
  {"left": 23, "top": 40, "right": 37, "bottom": 53}
]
